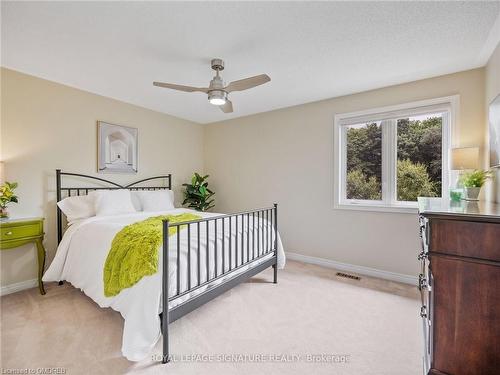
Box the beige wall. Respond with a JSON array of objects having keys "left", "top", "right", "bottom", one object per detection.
[
  {"left": 1, "top": 65, "right": 491, "bottom": 288},
  {"left": 0, "top": 68, "right": 204, "bottom": 288},
  {"left": 486, "top": 42, "right": 500, "bottom": 203},
  {"left": 204, "top": 68, "right": 486, "bottom": 277}
]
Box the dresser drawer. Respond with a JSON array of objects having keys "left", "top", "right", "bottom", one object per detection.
[
  {"left": 430, "top": 219, "right": 500, "bottom": 262},
  {"left": 0, "top": 222, "right": 42, "bottom": 241}
]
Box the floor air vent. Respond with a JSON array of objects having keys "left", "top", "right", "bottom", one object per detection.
[{"left": 336, "top": 272, "right": 361, "bottom": 281}]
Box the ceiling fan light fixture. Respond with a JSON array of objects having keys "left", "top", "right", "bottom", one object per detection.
[
  {"left": 208, "top": 90, "right": 227, "bottom": 106},
  {"left": 153, "top": 58, "right": 271, "bottom": 114},
  {"left": 209, "top": 97, "right": 226, "bottom": 106}
]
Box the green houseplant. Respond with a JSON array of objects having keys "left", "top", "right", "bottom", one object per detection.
[
  {"left": 0, "top": 181, "right": 19, "bottom": 218},
  {"left": 459, "top": 170, "right": 492, "bottom": 201},
  {"left": 182, "top": 173, "right": 215, "bottom": 211}
]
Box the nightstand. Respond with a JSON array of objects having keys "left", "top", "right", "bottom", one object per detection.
[{"left": 0, "top": 217, "right": 46, "bottom": 295}]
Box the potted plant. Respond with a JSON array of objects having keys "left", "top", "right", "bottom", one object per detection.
[
  {"left": 459, "top": 170, "right": 492, "bottom": 201},
  {"left": 0, "top": 181, "right": 19, "bottom": 218},
  {"left": 182, "top": 173, "right": 215, "bottom": 211}
]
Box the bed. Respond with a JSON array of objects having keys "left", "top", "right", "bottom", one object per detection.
[{"left": 43, "top": 170, "right": 285, "bottom": 362}]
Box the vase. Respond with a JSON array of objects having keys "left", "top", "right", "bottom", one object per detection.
[
  {"left": 449, "top": 188, "right": 463, "bottom": 202},
  {"left": 0, "top": 207, "right": 8, "bottom": 218},
  {"left": 464, "top": 187, "right": 481, "bottom": 201}
]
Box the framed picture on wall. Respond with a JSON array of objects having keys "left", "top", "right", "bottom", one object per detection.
[
  {"left": 97, "top": 121, "right": 138, "bottom": 174},
  {"left": 490, "top": 94, "right": 500, "bottom": 168}
]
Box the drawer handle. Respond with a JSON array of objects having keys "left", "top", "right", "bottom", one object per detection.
[
  {"left": 420, "top": 278, "right": 428, "bottom": 290},
  {"left": 418, "top": 274, "right": 428, "bottom": 290},
  {"left": 420, "top": 305, "right": 427, "bottom": 319},
  {"left": 5, "top": 231, "right": 13, "bottom": 236},
  {"left": 418, "top": 251, "right": 428, "bottom": 261}
]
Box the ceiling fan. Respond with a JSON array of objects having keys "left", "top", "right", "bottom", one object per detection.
[{"left": 153, "top": 58, "right": 271, "bottom": 113}]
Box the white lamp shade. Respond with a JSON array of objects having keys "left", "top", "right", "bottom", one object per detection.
[{"left": 451, "top": 147, "right": 479, "bottom": 170}]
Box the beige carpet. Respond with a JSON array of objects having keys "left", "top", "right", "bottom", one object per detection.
[{"left": 1, "top": 260, "right": 421, "bottom": 375}]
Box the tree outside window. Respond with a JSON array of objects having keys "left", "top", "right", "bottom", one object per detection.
[{"left": 345, "top": 114, "right": 442, "bottom": 202}]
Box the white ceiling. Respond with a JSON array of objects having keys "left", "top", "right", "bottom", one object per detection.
[{"left": 2, "top": 1, "right": 500, "bottom": 124}]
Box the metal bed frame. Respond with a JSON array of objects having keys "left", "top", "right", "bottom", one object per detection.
[{"left": 55, "top": 170, "right": 278, "bottom": 364}]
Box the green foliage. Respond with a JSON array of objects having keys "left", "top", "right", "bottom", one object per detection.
[
  {"left": 346, "top": 160, "right": 438, "bottom": 202},
  {"left": 397, "top": 117, "right": 442, "bottom": 192},
  {"left": 0, "top": 181, "right": 19, "bottom": 208},
  {"left": 460, "top": 170, "right": 492, "bottom": 188},
  {"left": 346, "top": 123, "right": 382, "bottom": 180},
  {"left": 182, "top": 173, "right": 215, "bottom": 211},
  {"left": 397, "top": 159, "right": 437, "bottom": 201},
  {"left": 345, "top": 115, "right": 443, "bottom": 201},
  {"left": 346, "top": 169, "right": 382, "bottom": 200}
]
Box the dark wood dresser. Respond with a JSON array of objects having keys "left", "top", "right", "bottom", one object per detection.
[{"left": 417, "top": 198, "right": 500, "bottom": 375}]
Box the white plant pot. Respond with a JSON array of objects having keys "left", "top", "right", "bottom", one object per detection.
[{"left": 464, "top": 187, "right": 481, "bottom": 201}]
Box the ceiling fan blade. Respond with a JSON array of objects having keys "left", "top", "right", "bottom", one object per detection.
[
  {"left": 153, "top": 81, "right": 209, "bottom": 93},
  {"left": 220, "top": 99, "right": 233, "bottom": 113},
  {"left": 225, "top": 74, "right": 270, "bottom": 93}
]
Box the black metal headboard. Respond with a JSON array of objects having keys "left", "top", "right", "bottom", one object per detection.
[{"left": 56, "top": 169, "right": 172, "bottom": 244}]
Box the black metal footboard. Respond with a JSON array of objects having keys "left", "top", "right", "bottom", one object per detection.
[{"left": 161, "top": 204, "right": 278, "bottom": 363}]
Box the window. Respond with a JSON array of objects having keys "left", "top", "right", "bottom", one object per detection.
[
  {"left": 334, "top": 96, "right": 456, "bottom": 213},
  {"left": 346, "top": 121, "right": 382, "bottom": 201}
]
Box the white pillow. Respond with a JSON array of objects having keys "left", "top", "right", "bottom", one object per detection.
[
  {"left": 57, "top": 194, "right": 96, "bottom": 224},
  {"left": 136, "top": 190, "right": 174, "bottom": 212},
  {"left": 94, "top": 189, "right": 137, "bottom": 216}
]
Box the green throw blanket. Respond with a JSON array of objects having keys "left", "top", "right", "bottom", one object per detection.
[{"left": 103, "top": 213, "right": 201, "bottom": 297}]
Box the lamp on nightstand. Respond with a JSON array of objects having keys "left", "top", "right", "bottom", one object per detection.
[{"left": 450, "top": 147, "right": 479, "bottom": 201}]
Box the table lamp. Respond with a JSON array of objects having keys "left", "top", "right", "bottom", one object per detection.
[{"left": 450, "top": 147, "right": 479, "bottom": 201}]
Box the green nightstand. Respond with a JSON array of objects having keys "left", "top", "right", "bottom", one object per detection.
[{"left": 0, "top": 217, "right": 46, "bottom": 295}]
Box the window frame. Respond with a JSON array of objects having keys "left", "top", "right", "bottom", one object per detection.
[{"left": 333, "top": 96, "right": 459, "bottom": 214}]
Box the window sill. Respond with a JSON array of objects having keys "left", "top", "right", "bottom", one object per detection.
[{"left": 334, "top": 202, "right": 419, "bottom": 214}]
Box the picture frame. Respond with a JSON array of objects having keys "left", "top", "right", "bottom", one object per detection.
[
  {"left": 97, "top": 121, "right": 138, "bottom": 174},
  {"left": 489, "top": 94, "right": 500, "bottom": 169}
]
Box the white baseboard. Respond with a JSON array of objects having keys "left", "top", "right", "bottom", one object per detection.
[
  {"left": 286, "top": 252, "right": 417, "bottom": 285},
  {"left": 0, "top": 279, "right": 38, "bottom": 296},
  {"left": 0, "top": 256, "right": 416, "bottom": 295}
]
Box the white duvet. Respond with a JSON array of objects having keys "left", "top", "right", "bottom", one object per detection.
[{"left": 43, "top": 208, "right": 285, "bottom": 361}]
